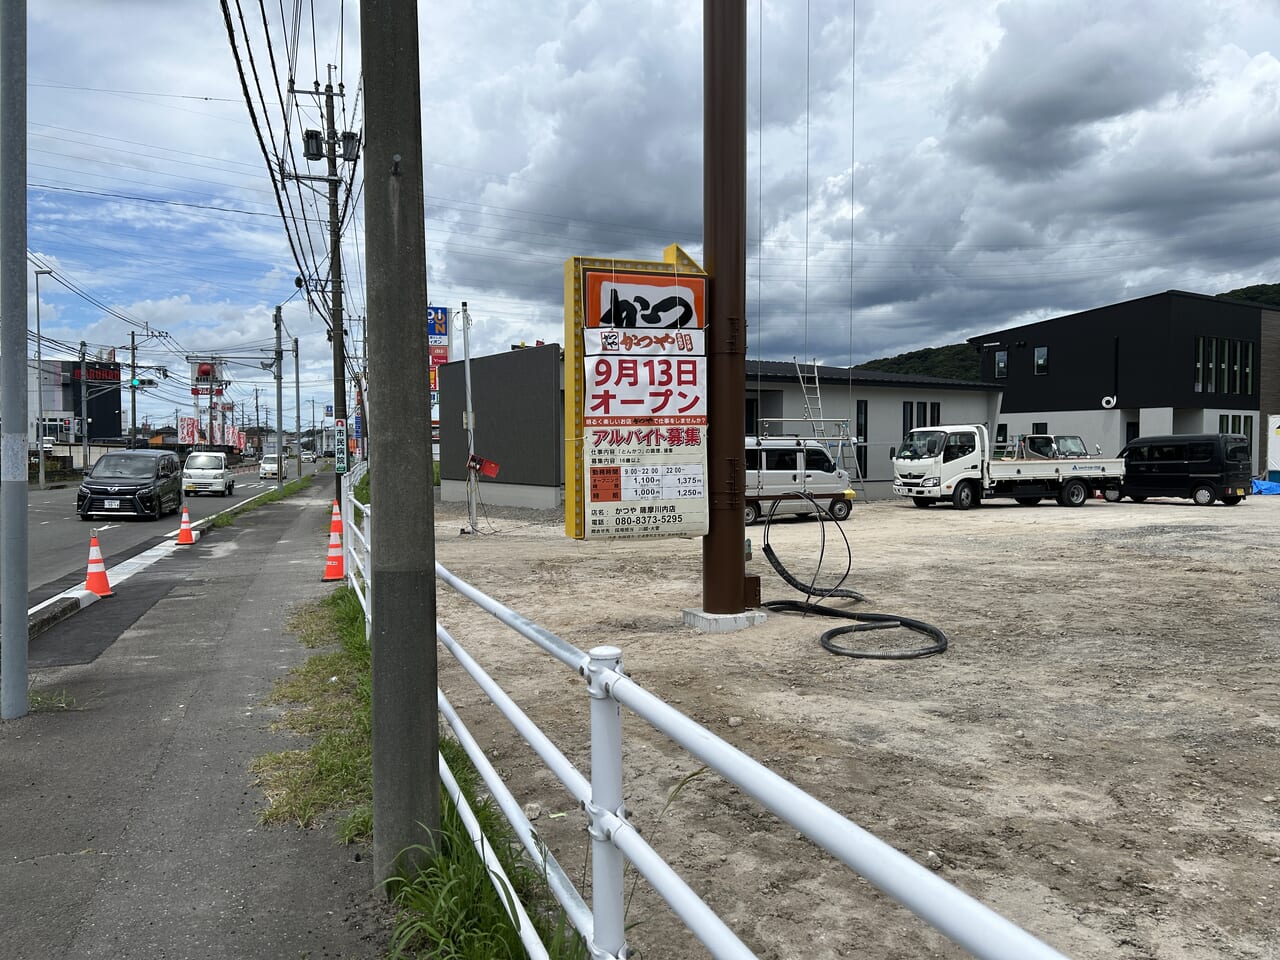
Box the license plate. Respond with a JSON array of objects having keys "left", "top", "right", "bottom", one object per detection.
[{"left": 104, "top": 499, "right": 120, "bottom": 509}]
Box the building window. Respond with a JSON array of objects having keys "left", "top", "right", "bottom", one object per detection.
[
  {"left": 995, "top": 423, "right": 1008, "bottom": 444},
  {"left": 929, "top": 401, "right": 941, "bottom": 426},
  {"left": 1245, "top": 342, "right": 1254, "bottom": 394},
  {"left": 1244, "top": 415, "right": 1254, "bottom": 447},
  {"left": 917, "top": 401, "right": 928, "bottom": 428},
  {"left": 1231, "top": 414, "right": 1242, "bottom": 434},
  {"left": 1218, "top": 338, "right": 1229, "bottom": 393},
  {"left": 1032, "top": 421, "right": 1048, "bottom": 434},
  {"left": 902, "top": 401, "right": 913, "bottom": 437},
  {"left": 1034, "top": 346, "right": 1049, "bottom": 375},
  {"left": 1231, "top": 340, "right": 1242, "bottom": 394},
  {"left": 1219, "top": 414, "right": 1230, "bottom": 433},
  {"left": 855, "top": 399, "right": 867, "bottom": 479},
  {"left": 1207, "top": 338, "right": 1217, "bottom": 393},
  {"left": 995, "top": 350, "right": 1008, "bottom": 379},
  {"left": 1193, "top": 337, "right": 1204, "bottom": 393}
]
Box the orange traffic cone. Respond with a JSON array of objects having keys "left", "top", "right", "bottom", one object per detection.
[
  {"left": 322, "top": 500, "right": 345, "bottom": 582},
  {"left": 176, "top": 505, "right": 199, "bottom": 544},
  {"left": 84, "top": 531, "right": 114, "bottom": 597}
]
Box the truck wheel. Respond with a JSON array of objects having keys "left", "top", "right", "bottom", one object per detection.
[
  {"left": 1103, "top": 488, "right": 1122, "bottom": 503},
  {"left": 1221, "top": 494, "right": 1242, "bottom": 505},
  {"left": 828, "top": 498, "right": 851, "bottom": 521},
  {"left": 1014, "top": 497, "right": 1041, "bottom": 506},
  {"left": 1058, "top": 479, "right": 1089, "bottom": 507},
  {"left": 744, "top": 501, "right": 759, "bottom": 525},
  {"left": 1192, "top": 484, "right": 1215, "bottom": 506},
  {"left": 952, "top": 481, "right": 978, "bottom": 510},
  {"left": 911, "top": 497, "right": 934, "bottom": 508}
]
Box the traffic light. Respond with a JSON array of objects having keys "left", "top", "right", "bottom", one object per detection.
[{"left": 130, "top": 375, "right": 141, "bottom": 387}]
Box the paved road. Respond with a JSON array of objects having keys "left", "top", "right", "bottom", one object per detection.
[
  {"left": 14, "top": 463, "right": 323, "bottom": 608},
  {"left": 1, "top": 492, "right": 389, "bottom": 959}
]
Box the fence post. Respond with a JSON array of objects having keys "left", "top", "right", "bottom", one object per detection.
[{"left": 586, "top": 645, "right": 626, "bottom": 959}]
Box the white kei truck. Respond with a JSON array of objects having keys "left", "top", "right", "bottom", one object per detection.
[{"left": 892, "top": 424, "right": 1124, "bottom": 510}]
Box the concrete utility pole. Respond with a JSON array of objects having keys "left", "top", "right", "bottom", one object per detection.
[
  {"left": 274, "top": 306, "right": 284, "bottom": 490},
  {"left": 325, "top": 78, "right": 347, "bottom": 502},
  {"left": 34, "top": 268, "right": 52, "bottom": 488},
  {"left": 80, "top": 342, "right": 88, "bottom": 468},
  {"left": 1, "top": 0, "right": 30, "bottom": 719},
  {"left": 129, "top": 331, "right": 137, "bottom": 447},
  {"left": 702, "top": 0, "right": 749, "bottom": 613},
  {"left": 293, "top": 338, "right": 302, "bottom": 478},
  {"left": 361, "top": 0, "right": 440, "bottom": 883}
]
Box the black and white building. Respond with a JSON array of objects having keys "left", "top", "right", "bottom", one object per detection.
[{"left": 968, "top": 289, "right": 1275, "bottom": 473}]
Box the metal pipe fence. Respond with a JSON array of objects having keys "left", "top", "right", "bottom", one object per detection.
[{"left": 339, "top": 480, "right": 1073, "bottom": 960}]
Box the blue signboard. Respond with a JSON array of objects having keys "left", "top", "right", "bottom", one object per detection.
[
  {"left": 352, "top": 415, "right": 362, "bottom": 439},
  {"left": 325, "top": 404, "right": 334, "bottom": 417},
  {"left": 427, "top": 306, "right": 449, "bottom": 339}
]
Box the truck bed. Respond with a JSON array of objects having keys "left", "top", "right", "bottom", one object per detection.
[{"left": 988, "top": 457, "right": 1125, "bottom": 482}]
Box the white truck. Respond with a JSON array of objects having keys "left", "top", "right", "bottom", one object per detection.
[{"left": 892, "top": 424, "right": 1124, "bottom": 509}]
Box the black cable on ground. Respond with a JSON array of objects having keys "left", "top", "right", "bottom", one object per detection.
[
  {"left": 762, "top": 598, "right": 948, "bottom": 660},
  {"left": 758, "top": 491, "right": 948, "bottom": 660}
]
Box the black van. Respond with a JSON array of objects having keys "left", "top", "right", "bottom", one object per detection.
[
  {"left": 1108, "top": 433, "right": 1251, "bottom": 506},
  {"left": 77, "top": 449, "right": 183, "bottom": 520}
]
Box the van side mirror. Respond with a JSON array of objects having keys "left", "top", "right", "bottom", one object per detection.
[{"left": 888, "top": 446, "right": 896, "bottom": 459}]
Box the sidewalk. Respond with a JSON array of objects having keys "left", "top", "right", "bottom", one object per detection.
[{"left": 1, "top": 494, "right": 391, "bottom": 959}]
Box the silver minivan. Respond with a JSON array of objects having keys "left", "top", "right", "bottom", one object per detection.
[{"left": 743, "top": 437, "right": 855, "bottom": 524}]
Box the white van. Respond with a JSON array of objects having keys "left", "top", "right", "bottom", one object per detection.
[
  {"left": 183, "top": 451, "right": 235, "bottom": 497},
  {"left": 743, "top": 436, "right": 855, "bottom": 524}
]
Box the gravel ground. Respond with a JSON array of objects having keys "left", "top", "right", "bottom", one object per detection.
[{"left": 430, "top": 490, "right": 1280, "bottom": 960}]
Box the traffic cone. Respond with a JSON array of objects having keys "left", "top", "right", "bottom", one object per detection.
[
  {"left": 84, "top": 531, "right": 114, "bottom": 597},
  {"left": 322, "top": 500, "right": 345, "bottom": 582},
  {"left": 176, "top": 505, "right": 199, "bottom": 544}
]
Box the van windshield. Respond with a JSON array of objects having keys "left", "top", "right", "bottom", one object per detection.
[
  {"left": 186, "top": 454, "right": 223, "bottom": 469},
  {"left": 897, "top": 431, "right": 946, "bottom": 460},
  {"left": 91, "top": 454, "right": 156, "bottom": 479}
]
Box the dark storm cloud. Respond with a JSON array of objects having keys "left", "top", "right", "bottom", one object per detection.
[{"left": 944, "top": 0, "right": 1208, "bottom": 181}]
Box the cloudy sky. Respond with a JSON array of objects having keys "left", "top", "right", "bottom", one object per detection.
[{"left": 24, "top": 0, "right": 1280, "bottom": 428}]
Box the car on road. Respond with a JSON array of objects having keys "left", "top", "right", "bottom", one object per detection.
[
  {"left": 301, "top": 450, "right": 316, "bottom": 463},
  {"left": 78, "top": 449, "right": 182, "bottom": 521},
  {"left": 183, "top": 451, "right": 235, "bottom": 497},
  {"left": 259, "top": 454, "right": 287, "bottom": 480}
]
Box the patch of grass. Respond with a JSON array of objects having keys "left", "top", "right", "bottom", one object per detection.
[
  {"left": 212, "top": 474, "right": 313, "bottom": 527},
  {"left": 257, "top": 584, "right": 587, "bottom": 959},
  {"left": 29, "top": 688, "right": 76, "bottom": 711}
]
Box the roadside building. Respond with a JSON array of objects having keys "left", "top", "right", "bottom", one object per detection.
[
  {"left": 967, "top": 289, "right": 1273, "bottom": 472},
  {"left": 437, "top": 345, "right": 1001, "bottom": 507}
]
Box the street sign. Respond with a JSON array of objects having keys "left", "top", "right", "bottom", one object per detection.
[
  {"left": 334, "top": 418, "right": 348, "bottom": 474},
  {"left": 427, "top": 306, "right": 449, "bottom": 341},
  {"left": 325, "top": 404, "right": 334, "bottom": 417},
  {"left": 352, "top": 415, "right": 362, "bottom": 439}
]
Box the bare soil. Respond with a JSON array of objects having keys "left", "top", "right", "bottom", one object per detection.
[{"left": 430, "top": 493, "right": 1280, "bottom": 960}]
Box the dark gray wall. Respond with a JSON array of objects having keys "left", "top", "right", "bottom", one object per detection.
[
  {"left": 438, "top": 343, "right": 562, "bottom": 486},
  {"left": 974, "top": 291, "right": 1261, "bottom": 414}
]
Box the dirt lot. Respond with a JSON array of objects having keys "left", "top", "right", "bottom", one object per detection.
[{"left": 430, "top": 492, "right": 1280, "bottom": 960}]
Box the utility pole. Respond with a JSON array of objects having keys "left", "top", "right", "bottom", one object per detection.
[
  {"left": 293, "top": 338, "right": 302, "bottom": 477},
  {"left": 702, "top": 0, "right": 749, "bottom": 614},
  {"left": 34, "top": 268, "right": 52, "bottom": 488},
  {"left": 274, "top": 305, "right": 284, "bottom": 490},
  {"left": 362, "top": 0, "right": 439, "bottom": 882},
  {"left": 326, "top": 77, "right": 347, "bottom": 502},
  {"left": 130, "top": 330, "right": 137, "bottom": 448},
  {"left": 1, "top": 0, "right": 30, "bottom": 719},
  {"left": 461, "top": 301, "right": 478, "bottom": 534},
  {"left": 254, "top": 387, "right": 260, "bottom": 454},
  {"left": 80, "top": 342, "right": 89, "bottom": 468}
]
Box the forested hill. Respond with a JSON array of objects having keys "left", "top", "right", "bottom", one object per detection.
[
  {"left": 1216, "top": 283, "right": 1280, "bottom": 307},
  {"left": 855, "top": 284, "right": 1278, "bottom": 380},
  {"left": 854, "top": 342, "right": 981, "bottom": 381}
]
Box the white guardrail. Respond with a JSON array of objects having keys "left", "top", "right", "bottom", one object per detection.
[{"left": 339, "top": 469, "right": 1071, "bottom": 960}]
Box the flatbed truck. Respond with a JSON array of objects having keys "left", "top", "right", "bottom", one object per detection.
[{"left": 892, "top": 424, "right": 1124, "bottom": 509}]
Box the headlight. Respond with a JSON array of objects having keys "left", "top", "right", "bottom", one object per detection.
[
  {"left": 921, "top": 477, "right": 940, "bottom": 487},
  {"left": 78, "top": 484, "right": 90, "bottom": 495}
]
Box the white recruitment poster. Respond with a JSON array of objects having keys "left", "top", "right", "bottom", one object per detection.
[{"left": 576, "top": 264, "right": 709, "bottom": 540}]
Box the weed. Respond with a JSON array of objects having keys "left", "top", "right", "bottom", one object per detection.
[{"left": 29, "top": 688, "right": 76, "bottom": 711}]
